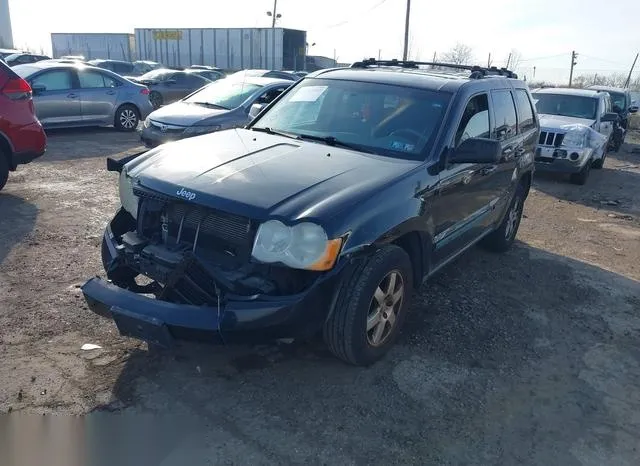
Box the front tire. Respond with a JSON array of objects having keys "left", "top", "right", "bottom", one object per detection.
[
  {"left": 592, "top": 147, "right": 607, "bottom": 169},
  {"left": 323, "top": 245, "right": 413, "bottom": 366},
  {"left": 570, "top": 161, "right": 591, "bottom": 185},
  {"left": 115, "top": 105, "right": 139, "bottom": 132},
  {"left": 0, "top": 151, "right": 8, "bottom": 191},
  {"left": 480, "top": 181, "right": 526, "bottom": 253}
]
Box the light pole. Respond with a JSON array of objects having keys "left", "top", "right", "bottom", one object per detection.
[
  {"left": 304, "top": 42, "right": 316, "bottom": 71},
  {"left": 266, "top": 0, "right": 281, "bottom": 28}
]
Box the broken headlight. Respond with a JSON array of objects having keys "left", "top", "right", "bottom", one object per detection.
[
  {"left": 252, "top": 220, "right": 342, "bottom": 271},
  {"left": 118, "top": 168, "right": 139, "bottom": 219},
  {"left": 560, "top": 128, "right": 588, "bottom": 148}
]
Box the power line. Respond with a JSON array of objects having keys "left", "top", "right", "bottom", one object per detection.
[
  {"left": 519, "top": 53, "right": 570, "bottom": 62},
  {"left": 315, "top": 0, "right": 390, "bottom": 30}
]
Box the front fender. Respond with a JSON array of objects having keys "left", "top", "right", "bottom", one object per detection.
[{"left": 335, "top": 170, "right": 437, "bottom": 263}]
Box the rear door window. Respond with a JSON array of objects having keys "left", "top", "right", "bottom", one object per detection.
[
  {"left": 112, "top": 62, "right": 133, "bottom": 75},
  {"left": 491, "top": 90, "right": 518, "bottom": 140},
  {"left": 31, "top": 70, "right": 74, "bottom": 91}
]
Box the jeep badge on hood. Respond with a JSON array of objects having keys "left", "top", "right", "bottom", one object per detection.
[{"left": 176, "top": 187, "right": 196, "bottom": 201}]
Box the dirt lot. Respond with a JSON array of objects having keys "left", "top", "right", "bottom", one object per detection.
[{"left": 1, "top": 127, "right": 640, "bottom": 465}]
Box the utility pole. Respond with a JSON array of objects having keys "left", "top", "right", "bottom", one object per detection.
[
  {"left": 487, "top": 53, "right": 492, "bottom": 67},
  {"left": 533, "top": 66, "right": 536, "bottom": 78},
  {"left": 506, "top": 52, "right": 512, "bottom": 69},
  {"left": 569, "top": 50, "right": 578, "bottom": 87},
  {"left": 402, "top": 0, "right": 411, "bottom": 61},
  {"left": 624, "top": 53, "right": 639, "bottom": 88},
  {"left": 271, "top": 0, "right": 278, "bottom": 28},
  {"left": 378, "top": 49, "right": 382, "bottom": 60}
]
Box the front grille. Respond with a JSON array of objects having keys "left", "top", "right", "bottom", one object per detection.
[
  {"left": 167, "top": 203, "right": 252, "bottom": 246},
  {"left": 134, "top": 185, "right": 254, "bottom": 258},
  {"left": 150, "top": 121, "right": 185, "bottom": 135},
  {"left": 538, "top": 131, "right": 565, "bottom": 147}
]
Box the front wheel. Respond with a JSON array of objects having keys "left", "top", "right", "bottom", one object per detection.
[
  {"left": 570, "top": 161, "right": 591, "bottom": 185},
  {"left": 115, "top": 105, "right": 139, "bottom": 132},
  {"left": 480, "top": 182, "right": 526, "bottom": 253},
  {"left": 592, "top": 147, "right": 607, "bottom": 169},
  {"left": 323, "top": 245, "right": 413, "bottom": 366}
]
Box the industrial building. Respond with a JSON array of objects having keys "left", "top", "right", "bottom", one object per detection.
[{"left": 0, "top": 0, "right": 14, "bottom": 48}]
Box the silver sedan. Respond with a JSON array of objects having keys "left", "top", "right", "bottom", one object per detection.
[{"left": 13, "top": 61, "right": 154, "bottom": 131}]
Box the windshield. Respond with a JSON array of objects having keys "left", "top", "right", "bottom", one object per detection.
[
  {"left": 4, "top": 53, "right": 21, "bottom": 61},
  {"left": 608, "top": 92, "right": 626, "bottom": 112},
  {"left": 183, "top": 81, "right": 262, "bottom": 109},
  {"left": 532, "top": 93, "right": 598, "bottom": 120},
  {"left": 252, "top": 78, "right": 451, "bottom": 159},
  {"left": 139, "top": 69, "right": 173, "bottom": 81}
]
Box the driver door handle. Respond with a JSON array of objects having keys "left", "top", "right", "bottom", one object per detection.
[
  {"left": 480, "top": 165, "right": 498, "bottom": 176},
  {"left": 67, "top": 93, "right": 78, "bottom": 99}
]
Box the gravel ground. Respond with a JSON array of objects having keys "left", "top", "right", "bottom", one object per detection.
[{"left": 1, "top": 127, "right": 639, "bottom": 465}]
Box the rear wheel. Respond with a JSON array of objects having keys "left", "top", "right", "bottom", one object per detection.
[
  {"left": 323, "top": 245, "right": 413, "bottom": 366},
  {"left": 115, "top": 105, "right": 139, "bottom": 132},
  {"left": 149, "top": 91, "right": 163, "bottom": 109},
  {"left": 480, "top": 181, "right": 526, "bottom": 253},
  {"left": 0, "top": 150, "right": 8, "bottom": 191}
]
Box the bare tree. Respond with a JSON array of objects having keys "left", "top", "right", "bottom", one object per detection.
[
  {"left": 507, "top": 49, "right": 523, "bottom": 70},
  {"left": 440, "top": 43, "right": 474, "bottom": 65}
]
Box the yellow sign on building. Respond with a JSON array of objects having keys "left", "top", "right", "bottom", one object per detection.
[{"left": 152, "top": 30, "right": 183, "bottom": 41}]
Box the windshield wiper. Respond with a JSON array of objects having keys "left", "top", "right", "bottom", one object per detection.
[
  {"left": 295, "top": 134, "right": 375, "bottom": 154},
  {"left": 250, "top": 126, "right": 297, "bottom": 139},
  {"left": 191, "top": 102, "right": 229, "bottom": 110}
]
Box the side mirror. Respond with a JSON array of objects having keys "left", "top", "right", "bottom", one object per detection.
[
  {"left": 629, "top": 106, "right": 638, "bottom": 114},
  {"left": 248, "top": 103, "right": 265, "bottom": 120},
  {"left": 31, "top": 84, "right": 46, "bottom": 95},
  {"left": 601, "top": 112, "right": 619, "bottom": 123},
  {"left": 449, "top": 138, "right": 501, "bottom": 164}
]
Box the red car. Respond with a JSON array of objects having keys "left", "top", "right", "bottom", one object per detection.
[{"left": 0, "top": 60, "right": 46, "bottom": 191}]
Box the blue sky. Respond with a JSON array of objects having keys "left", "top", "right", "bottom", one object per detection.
[{"left": 8, "top": 0, "right": 640, "bottom": 83}]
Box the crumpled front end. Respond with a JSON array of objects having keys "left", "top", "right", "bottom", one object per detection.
[
  {"left": 82, "top": 187, "right": 351, "bottom": 346},
  {"left": 534, "top": 123, "right": 606, "bottom": 173}
]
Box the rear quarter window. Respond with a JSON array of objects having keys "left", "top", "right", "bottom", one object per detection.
[
  {"left": 514, "top": 89, "right": 536, "bottom": 132},
  {"left": 491, "top": 90, "right": 518, "bottom": 140}
]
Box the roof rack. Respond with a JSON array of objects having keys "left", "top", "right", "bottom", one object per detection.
[{"left": 350, "top": 58, "right": 518, "bottom": 79}]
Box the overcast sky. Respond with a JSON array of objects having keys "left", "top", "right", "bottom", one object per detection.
[{"left": 9, "top": 0, "right": 640, "bottom": 83}]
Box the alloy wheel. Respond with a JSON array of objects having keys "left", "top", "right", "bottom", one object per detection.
[
  {"left": 504, "top": 196, "right": 522, "bottom": 240},
  {"left": 366, "top": 271, "right": 405, "bottom": 347},
  {"left": 119, "top": 109, "right": 137, "bottom": 129}
]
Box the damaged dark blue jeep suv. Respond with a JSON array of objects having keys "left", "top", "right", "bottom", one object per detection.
[{"left": 82, "top": 59, "right": 538, "bottom": 366}]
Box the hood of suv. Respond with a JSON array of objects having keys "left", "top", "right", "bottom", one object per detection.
[
  {"left": 539, "top": 114, "right": 596, "bottom": 129},
  {"left": 126, "top": 128, "right": 419, "bottom": 221},
  {"left": 149, "top": 101, "right": 233, "bottom": 126}
]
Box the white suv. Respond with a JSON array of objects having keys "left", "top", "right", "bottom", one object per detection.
[{"left": 531, "top": 88, "right": 618, "bottom": 185}]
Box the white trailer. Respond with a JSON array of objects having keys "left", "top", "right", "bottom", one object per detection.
[
  {"left": 51, "top": 33, "right": 135, "bottom": 61},
  {"left": 134, "top": 28, "right": 306, "bottom": 71}
]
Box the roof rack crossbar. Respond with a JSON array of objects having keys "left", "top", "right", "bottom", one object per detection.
[{"left": 350, "top": 58, "right": 518, "bottom": 79}]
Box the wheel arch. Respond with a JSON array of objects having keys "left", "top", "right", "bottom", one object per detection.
[{"left": 0, "top": 131, "right": 15, "bottom": 171}]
